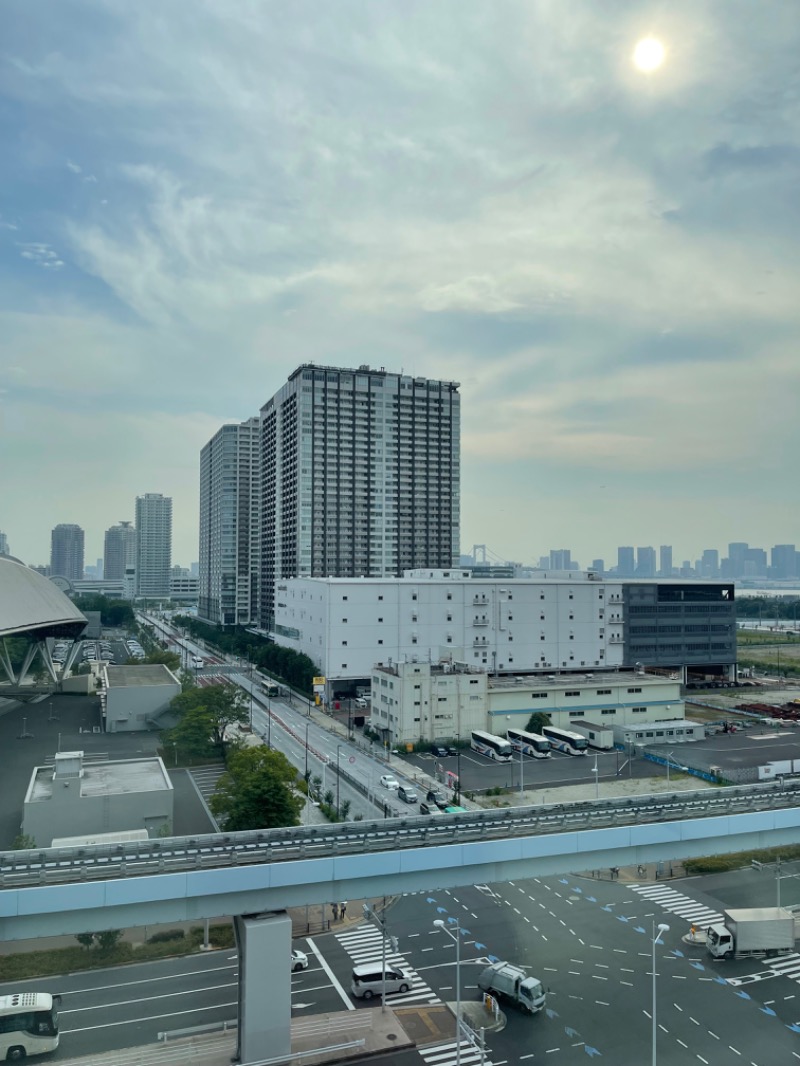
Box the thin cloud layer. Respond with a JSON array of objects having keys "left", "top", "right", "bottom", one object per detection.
[{"left": 0, "top": 0, "right": 797, "bottom": 566}]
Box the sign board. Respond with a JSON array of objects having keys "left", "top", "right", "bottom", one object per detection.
[{"left": 313, "top": 676, "right": 326, "bottom": 693}]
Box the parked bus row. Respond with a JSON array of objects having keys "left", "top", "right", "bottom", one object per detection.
[{"left": 470, "top": 725, "right": 589, "bottom": 760}]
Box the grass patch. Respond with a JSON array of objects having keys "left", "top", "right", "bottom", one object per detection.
[
  {"left": 0, "top": 925, "right": 235, "bottom": 982},
  {"left": 737, "top": 630, "right": 800, "bottom": 646},
  {"left": 683, "top": 844, "right": 800, "bottom": 875}
]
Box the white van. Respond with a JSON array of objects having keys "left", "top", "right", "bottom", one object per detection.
[{"left": 350, "top": 963, "right": 410, "bottom": 1000}]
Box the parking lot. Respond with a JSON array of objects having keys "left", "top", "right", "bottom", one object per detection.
[
  {"left": 648, "top": 727, "right": 800, "bottom": 780},
  {"left": 395, "top": 744, "right": 664, "bottom": 794}
]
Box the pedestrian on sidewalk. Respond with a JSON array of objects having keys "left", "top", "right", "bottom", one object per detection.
[
  {"left": 332, "top": 903, "right": 339, "bottom": 921},
  {"left": 340, "top": 902, "right": 347, "bottom": 920}
]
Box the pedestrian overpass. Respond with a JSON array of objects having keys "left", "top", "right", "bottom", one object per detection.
[{"left": 3, "top": 779, "right": 799, "bottom": 1063}]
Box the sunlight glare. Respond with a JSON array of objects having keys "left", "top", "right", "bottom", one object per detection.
[{"left": 633, "top": 36, "right": 666, "bottom": 74}]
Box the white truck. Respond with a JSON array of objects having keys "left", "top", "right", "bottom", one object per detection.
[
  {"left": 477, "top": 961, "right": 546, "bottom": 1014},
  {"left": 706, "top": 907, "right": 795, "bottom": 960}
]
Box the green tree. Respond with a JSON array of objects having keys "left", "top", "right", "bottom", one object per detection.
[
  {"left": 11, "top": 833, "right": 36, "bottom": 850},
  {"left": 75, "top": 933, "right": 95, "bottom": 951},
  {"left": 162, "top": 683, "right": 249, "bottom": 757},
  {"left": 210, "top": 747, "right": 302, "bottom": 831},
  {"left": 526, "top": 711, "right": 552, "bottom": 734},
  {"left": 163, "top": 706, "right": 219, "bottom": 760},
  {"left": 144, "top": 649, "right": 181, "bottom": 671},
  {"left": 96, "top": 930, "right": 123, "bottom": 954}
]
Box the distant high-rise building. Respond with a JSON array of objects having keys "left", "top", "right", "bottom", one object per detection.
[
  {"left": 636, "top": 546, "right": 656, "bottom": 578},
  {"left": 658, "top": 545, "right": 673, "bottom": 577},
  {"left": 190, "top": 561, "right": 199, "bottom": 577},
  {"left": 199, "top": 419, "right": 260, "bottom": 626},
  {"left": 701, "top": 549, "right": 719, "bottom": 578},
  {"left": 135, "top": 494, "right": 172, "bottom": 598},
  {"left": 617, "top": 546, "right": 635, "bottom": 576},
  {"left": 258, "top": 364, "right": 460, "bottom": 630},
  {"left": 549, "top": 549, "right": 572, "bottom": 571},
  {"left": 743, "top": 547, "right": 767, "bottom": 579},
  {"left": 591, "top": 558, "right": 605, "bottom": 574},
  {"left": 50, "top": 524, "right": 85, "bottom": 581},
  {"left": 0, "top": 531, "right": 8, "bottom": 556},
  {"left": 726, "top": 542, "right": 749, "bottom": 578},
  {"left": 771, "top": 544, "right": 797, "bottom": 580},
  {"left": 104, "top": 521, "right": 137, "bottom": 581}
]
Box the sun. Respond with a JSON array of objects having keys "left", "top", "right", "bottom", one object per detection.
[{"left": 632, "top": 36, "right": 666, "bottom": 73}]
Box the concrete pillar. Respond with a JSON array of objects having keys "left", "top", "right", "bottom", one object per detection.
[{"left": 234, "top": 911, "right": 292, "bottom": 1064}]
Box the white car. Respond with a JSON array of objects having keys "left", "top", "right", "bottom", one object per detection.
[
  {"left": 380, "top": 774, "right": 400, "bottom": 790},
  {"left": 193, "top": 657, "right": 204, "bottom": 668},
  {"left": 291, "top": 949, "right": 309, "bottom": 972}
]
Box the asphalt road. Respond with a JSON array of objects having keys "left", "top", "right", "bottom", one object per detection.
[{"left": 20, "top": 868, "right": 800, "bottom": 1064}]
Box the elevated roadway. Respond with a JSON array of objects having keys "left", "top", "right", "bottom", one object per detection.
[{"left": 2, "top": 779, "right": 800, "bottom": 940}]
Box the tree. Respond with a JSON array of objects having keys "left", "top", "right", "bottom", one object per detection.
[
  {"left": 210, "top": 747, "right": 302, "bottom": 831},
  {"left": 162, "top": 683, "right": 250, "bottom": 758},
  {"left": 144, "top": 649, "right": 181, "bottom": 671},
  {"left": 75, "top": 933, "right": 95, "bottom": 951},
  {"left": 526, "top": 711, "right": 552, "bottom": 734},
  {"left": 96, "top": 930, "right": 123, "bottom": 954},
  {"left": 11, "top": 834, "right": 36, "bottom": 850}
]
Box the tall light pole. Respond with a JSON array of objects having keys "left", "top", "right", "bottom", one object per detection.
[
  {"left": 434, "top": 918, "right": 462, "bottom": 1066},
  {"left": 666, "top": 751, "right": 674, "bottom": 786},
  {"left": 593, "top": 752, "right": 599, "bottom": 799},
  {"left": 336, "top": 744, "right": 343, "bottom": 814},
  {"left": 519, "top": 742, "right": 524, "bottom": 796},
  {"left": 652, "top": 922, "right": 669, "bottom": 1066}
]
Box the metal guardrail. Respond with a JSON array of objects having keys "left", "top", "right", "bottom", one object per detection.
[{"left": 1, "top": 778, "right": 798, "bottom": 890}]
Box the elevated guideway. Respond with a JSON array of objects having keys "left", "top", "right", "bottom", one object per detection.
[{"left": 2, "top": 779, "right": 800, "bottom": 940}]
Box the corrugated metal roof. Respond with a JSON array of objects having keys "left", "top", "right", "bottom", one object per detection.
[{"left": 0, "top": 557, "right": 87, "bottom": 638}]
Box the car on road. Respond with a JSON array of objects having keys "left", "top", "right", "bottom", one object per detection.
[
  {"left": 431, "top": 745, "right": 449, "bottom": 757},
  {"left": 397, "top": 786, "right": 418, "bottom": 804},
  {"left": 192, "top": 657, "right": 204, "bottom": 668},
  {"left": 426, "top": 789, "right": 448, "bottom": 809},
  {"left": 419, "top": 802, "right": 444, "bottom": 815},
  {"left": 447, "top": 746, "right": 459, "bottom": 757},
  {"left": 291, "top": 949, "right": 309, "bottom": 972},
  {"left": 379, "top": 774, "right": 400, "bottom": 790}
]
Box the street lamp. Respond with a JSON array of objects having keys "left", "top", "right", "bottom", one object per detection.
[
  {"left": 434, "top": 918, "right": 462, "bottom": 1066},
  {"left": 454, "top": 735, "right": 462, "bottom": 804},
  {"left": 652, "top": 922, "right": 669, "bottom": 1066},
  {"left": 336, "top": 744, "right": 343, "bottom": 814},
  {"left": 592, "top": 752, "right": 599, "bottom": 799}
]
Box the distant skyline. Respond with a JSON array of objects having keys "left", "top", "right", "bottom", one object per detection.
[{"left": 2, "top": 2, "right": 798, "bottom": 566}]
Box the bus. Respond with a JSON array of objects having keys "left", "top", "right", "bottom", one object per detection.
[
  {"left": 260, "top": 678, "right": 280, "bottom": 698},
  {"left": 470, "top": 730, "right": 513, "bottom": 762},
  {"left": 541, "top": 725, "right": 588, "bottom": 755},
  {"left": 506, "top": 728, "right": 551, "bottom": 759},
  {"left": 0, "top": 992, "right": 60, "bottom": 1061}
]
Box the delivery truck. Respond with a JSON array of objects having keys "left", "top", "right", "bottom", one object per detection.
[
  {"left": 477, "top": 961, "right": 546, "bottom": 1014},
  {"left": 706, "top": 907, "right": 795, "bottom": 960}
]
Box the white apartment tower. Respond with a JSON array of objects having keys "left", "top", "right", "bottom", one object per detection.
[
  {"left": 135, "top": 494, "right": 172, "bottom": 598},
  {"left": 199, "top": 418, "right": 260, "bottom": 625},
  {"left": 103, "top": 521, "right": 137, "bottom": 581},
  {"left": 260, "top": 364, "right": 460, "bottom": 629}
]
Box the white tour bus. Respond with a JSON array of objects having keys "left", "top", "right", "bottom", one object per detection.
[
  {"left": 0, "top": 992, "right": 60, "bottom": 1061},
  {"left": 470, "top": 730, "right": 513, "bottom": 762},
  {"left": 541, "top": 725, "right": 589, "bottom": 755},
  {"left": 506, "top": 728, "right": 551, "bottom": 759},
  {"left": 351, "top": 963, "right": 411, "bottom": 1000}
]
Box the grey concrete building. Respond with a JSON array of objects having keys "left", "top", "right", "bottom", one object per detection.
[
  {"left": 50, "top": 523, "right": 85, "bottom": 581},
  {"left": 135, "top": 493, "right": 172, "bottom": 598},
  {"left": 22, "top": 751, "right": 173, "bottom": 848},
  {"left": 199, "top": 418, "right": 260, "bottom": 626},
  {"left": 0, "top": 531, "right": 9, "bottom": 556},
  {"left": 104, "top": 520, "right": 137, "bottom": 581},
  {"left": 260, "top": 364, "right": 461, "bottom": 630},
  {"left": 100, "top": 664, "right": 181, "bottom": 732}
]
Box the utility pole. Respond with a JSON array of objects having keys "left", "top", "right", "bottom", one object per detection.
[{"left": 362, "top": 903, "right": 395, "bottom": 1013}]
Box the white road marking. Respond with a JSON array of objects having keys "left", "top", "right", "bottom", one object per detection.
[{"left": 307, "top": 936, "right": 353, "bottom": 1010}]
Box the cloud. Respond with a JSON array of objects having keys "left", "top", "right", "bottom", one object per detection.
[
  {"left": 16, "top": 242, "right": 64, "bottom": 269},
  {"left": 66, "top": 160, "right": 82, "bottom": 174}
]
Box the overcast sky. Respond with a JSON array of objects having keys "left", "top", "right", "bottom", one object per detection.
[{"left": 1, "top": 1, "right": 797, "bottom": 571}]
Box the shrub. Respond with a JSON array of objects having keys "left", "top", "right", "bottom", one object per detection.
[{"left": 147, "top": 929, "right": 186, "bottom": 944}]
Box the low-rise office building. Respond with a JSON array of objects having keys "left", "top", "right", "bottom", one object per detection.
[
  {"left": 370, "top": 660, "right": 684, "bottom": 746},
  {"left": 613, "top": 719, "right": 705, "bottom": 747},
  {"left": 99, "top": 664, "right": 181, "bottom": 733},
  {"left": 22, "top": 751, "right": 173, "bottom": 848}
]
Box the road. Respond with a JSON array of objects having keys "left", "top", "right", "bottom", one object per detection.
[{"left": 15, "top": 867, "right": 800, "bottom": 1064}]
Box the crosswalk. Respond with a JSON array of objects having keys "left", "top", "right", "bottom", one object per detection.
[
  {"left": 760, "top": 953, "right": 800, "bottom": 981},
  {"left": 629, "top": 883, "right": 724, "bottom": 928},
  {"left": 335, "top": 924, "right": 441, "bottom": 1006},
  {"left": 419, "top": 1039, "right": 495, "bottom": 1066}
]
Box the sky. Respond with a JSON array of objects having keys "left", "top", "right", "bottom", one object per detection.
[{"left": 1, "top": 0, "right": 798, "bottom": 571}]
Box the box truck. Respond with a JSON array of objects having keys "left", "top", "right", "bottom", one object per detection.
[
  {"left": 706, "top": 908, "right": 795, "bottom": 960},
  {"left": 477, "top": 961, "right": 546, "bottom": 1014}
]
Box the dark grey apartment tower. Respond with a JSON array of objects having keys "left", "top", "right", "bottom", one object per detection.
[
  {"left": 260, "top": 364, "right": 460, "bottom": 630},
  {"left": 50, "top": 523, "right": 85, "bottom": 580},
  {"left": 636, "top": 546, "right": 656, "bottom": 577},
  {"left": 104, "top": 521, "right": 137, "bottom": 581},
  {"left": 199, "top": 419, "right": 260, "bottom": 626}
]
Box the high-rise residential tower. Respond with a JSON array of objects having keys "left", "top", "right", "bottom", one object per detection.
[
  {"left": 50, "top": 523, "right": 85, "bottom": 580},
  {"left": 636, "top": 546, "right": 657, "bottom": 578},
  {"left": 259, "top": 364, "right": 460, "bottom": 629},
  {"left": 617, "top": 546, "right": 635, "bottom": 577},
  {"left": 104, "top": 521, "right": 137, "bottom": 581},
  {"left": 135, "top": 494, "right": 172, "bottom": 598},
  {"left": 658, "top": 545, "right": 673, "bottom": 577},
  {"left": 0, "top": 531, "right": 8, "bottom": 556},
  {"left": 199, "top": 418, "right": 260, "bottom": 626}
]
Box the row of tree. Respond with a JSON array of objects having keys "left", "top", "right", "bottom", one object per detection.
[
  {"left": 173, "top": 617, "right": 317, "bottom": 694},
  {"left": 735, "top": 596, "right": 800, "bottom": 621}
]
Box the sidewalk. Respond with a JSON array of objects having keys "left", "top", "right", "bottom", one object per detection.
[{"left": 580, "top": 860, "right": 688, "bottom": 884}]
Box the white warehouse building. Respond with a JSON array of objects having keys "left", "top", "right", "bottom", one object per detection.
[
  {"left": 275, "top": 569, "right": 625, "bottom": 700},
  {"left": 370, "top": 660, "right": 684, "bottom": 746}
]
